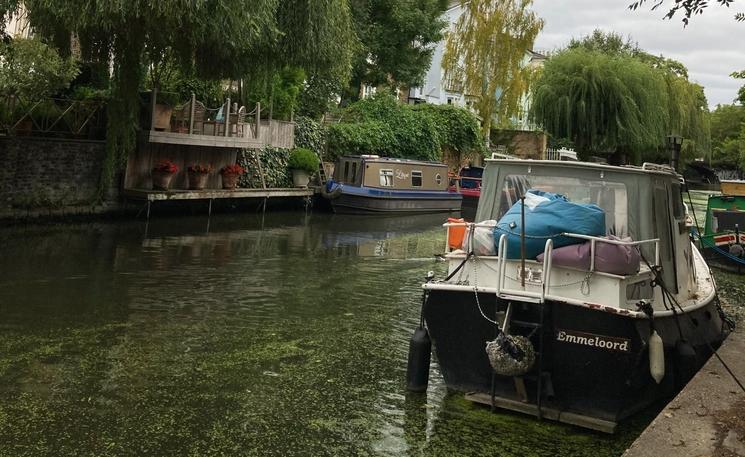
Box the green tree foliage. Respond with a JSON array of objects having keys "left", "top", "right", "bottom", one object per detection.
[
  {"left": 412, "top": 103, "right": 484, "bottom": 158},
  {"left": 0, "top": 37, "right": 78, "bottom": 98},
  {"left": 346, "top": 0, "right": 448, "bottom": 98},
  {"left": 243, "top": 67, "right": 306, "bottom": 121},
  {"left": 294, "top": 116, "right": 327, "bottom": 156},
  {"left": 443, "top": 0, "right": 544, "bottom": 140},
  {"left": 629, "top": 0, "right": 744, "bottom": 24},
  {"left": 710, "top": 104, "right": 745, "bottom": 167},
  {"left": 3, "top": 0, "right": 356, "bottom": 197},
  {"left": 531, "top": 49, "right": 669, "bottom": 163},
  {"left": 732, "top": 70, "right": 745, "bottom": 105},
  {"left": 532, "top": 30, "right": 711, "bottom": 165},
  {"left": 326, "top": 94, "right": 484, "bottom": 164}
]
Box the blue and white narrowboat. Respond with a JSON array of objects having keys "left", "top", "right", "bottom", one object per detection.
[{"left": 322, "top": 155, "right": 462, "bottom": 214}]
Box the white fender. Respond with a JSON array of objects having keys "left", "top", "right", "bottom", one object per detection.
[{"left": 649, "top": 330, "right": 665, "bottom": 384}]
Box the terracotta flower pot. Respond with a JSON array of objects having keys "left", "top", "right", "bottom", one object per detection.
[
  {"left": 152, "top": 171, "right": 176, "bottom": 191},
  {"left": 188, "top": 172, "right": 210, "bottom": 190},
  {"left": 222, "top": 173, "right": 240, "bottom": 190}
]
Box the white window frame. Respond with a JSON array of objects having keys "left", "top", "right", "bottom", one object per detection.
[
  {"left": 380, "top": 169, "right": 394, "bottom": 187},
  {"left": 412, "top": 170, "right": 423, "bottom": 187}
]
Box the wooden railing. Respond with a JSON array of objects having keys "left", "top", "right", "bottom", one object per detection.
[
  {"left": 0, "top": 95, "right": 106, "bottom": 139},
  {"left": 149, "top": 89, "right": 294, "bottom": 149}
]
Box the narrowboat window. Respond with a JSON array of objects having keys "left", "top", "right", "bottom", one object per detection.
[
  {"left": 380, "top": 169, "right": 394, "bottom": 187},
  {"left": 498, "top": 174, "right": 629, "bottom": 236},
  {"left": 343, "top": 162, "right": 350, "bottom": 182},
  {"left": 412, "top": 171, "right": 423, "bottom": 187},
  {"left": 435, "top": 173, "right": 442, "bottom": 185},
  {"left": 351, "top": 162, "right": 358, "bottom": 183}
]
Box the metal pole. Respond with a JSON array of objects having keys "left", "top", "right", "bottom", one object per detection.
[
  {"left": 520, "top": 196, "right": 526, "bottom": 288},
  {"left": 224, "top": 97, "right": 231, "bottom": 137},
  {"left": 189, "top": 93, "right": 195, "bottom": 134}
]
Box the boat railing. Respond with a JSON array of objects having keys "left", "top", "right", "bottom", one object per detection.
[{"left": 442, "top": 221, "right": 661, "bottom": 303}]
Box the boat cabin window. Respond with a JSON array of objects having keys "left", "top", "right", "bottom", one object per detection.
[
  {"left": 343, "top": 162, "right": 349, "bottom": 181},
  {"left": 499, "top": 174, "right": 630, "bottom": 236},
  {"left": 351, "top": 162, "right": 358, "bottom": 183},
  {"left": 435, "top": 173, "right": 442, "bottom": 185},
  {"left": 412, "top": 171, "right": 423, "bottom": 187},
  {"left": 380, "top": 169, "right": 394, "bottom": 187}
]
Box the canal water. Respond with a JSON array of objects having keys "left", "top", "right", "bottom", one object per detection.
[{"left": 0, "top": 210, "right": 737, "bottom": 456}]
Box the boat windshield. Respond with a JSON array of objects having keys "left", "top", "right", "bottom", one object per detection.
[{"left": 499, "top": 174, "right": 629, "bottom": 237}]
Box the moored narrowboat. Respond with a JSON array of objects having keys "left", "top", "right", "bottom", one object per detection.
[
  {"left": 408, "top": 159, "right": 730, "bottom": 433},
  {"left": 322, "top": 155, "right": 462, "bottom": 214},
  {"left": 696, "top": 181, "right": 745, "bottom": 273},
  {"left": 449, "top": 166, "right": 484, "bottom": 216}
]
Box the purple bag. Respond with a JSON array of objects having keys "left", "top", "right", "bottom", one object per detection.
[{"left": 536, "top": 235, "right": 640, "bottom": 275}]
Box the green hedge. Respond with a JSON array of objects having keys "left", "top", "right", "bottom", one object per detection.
[{"left": 325, "top": 94, "right": 483, "bottom": 163}]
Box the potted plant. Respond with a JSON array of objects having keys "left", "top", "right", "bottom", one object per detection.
[
  {"left": 287, "top": 148, "right": 319, "bottom": 188},
  {"left": 220, "top": 164, "right": 245, "bottom": 190},
  {"left": 152, "top": 159, "right": 179, "bottom": 190},
  {"left": 187, "top": 164, "right": 213, "bottom": 190}
]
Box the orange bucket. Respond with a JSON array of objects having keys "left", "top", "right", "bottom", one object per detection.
[{"left": 447, "top": 217, "right": 466, "bottom": 249}]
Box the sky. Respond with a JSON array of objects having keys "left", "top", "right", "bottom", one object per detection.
[{"left": 530, "top": 0, "right": 745, "bottom": 108}]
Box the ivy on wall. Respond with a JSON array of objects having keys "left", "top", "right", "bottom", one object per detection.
[{"left": 237, "top": 147, "right": 293, "bottom": 189}]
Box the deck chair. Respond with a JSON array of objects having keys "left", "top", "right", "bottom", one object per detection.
[{"left": 191, "top": 101, "right": 206, "bottom": 135}]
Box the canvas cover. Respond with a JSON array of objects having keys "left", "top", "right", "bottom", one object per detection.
[
  {"left": 536, "top": 235, "right": 641, "bottom": 275},
  {"left": 494, "top": 190, "right": 606, "bottom": 259}
]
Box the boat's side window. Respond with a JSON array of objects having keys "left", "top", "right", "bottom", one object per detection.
[
  {"left": 343, "top": 162, "right": 350, "bottom": 182},
  {"left": 380, "top": 169, "right": 394, "bottom": 187},
  {"left": 351, "top": 162, "right": 358, "bottom": 183},
  {"left": 435, "top": 173, "right": 442, "bottom": 185},
  {"left": 412, "top": 171, "right": 423, "bottom": 187}
]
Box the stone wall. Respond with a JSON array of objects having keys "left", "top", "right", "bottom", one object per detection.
[
  {"left": 0, "top": 137, "right": 116, "bottom": 213},
  {"left": 491, "top": 129, "right": 547, "bottom": 159}
]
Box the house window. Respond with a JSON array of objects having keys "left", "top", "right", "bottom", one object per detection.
[
  {"left": 380, "top": 169, "right": 394, "bottom": 187},
  {"left": 435, "top": 173, "right": 442, "bottom": 185},
  {"left": 412, "top": 171, "right": 423, "bottom": 187}
]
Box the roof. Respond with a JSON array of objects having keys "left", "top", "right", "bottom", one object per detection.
[
  {"left": 341, "top": 155, "right": 447, "bottom": 167},
  {"left": 485, "top": 158, "right": 681, "bottom": 178}
]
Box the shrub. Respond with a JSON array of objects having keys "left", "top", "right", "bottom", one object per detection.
[
  {"left": 325, "top": 94, "right": 484, "bottom": 164},
  {"left": 0, "top": 37, "right": 79, "bottom": 99},
  {"left": 288, "top": 148, "right": 320, "bottom": 173}
]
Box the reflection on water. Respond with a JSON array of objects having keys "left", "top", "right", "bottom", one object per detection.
[{"left": 1, "top": 212, "right": 644, "bottom": 456}]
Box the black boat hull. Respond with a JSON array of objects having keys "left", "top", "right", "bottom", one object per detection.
[{"left": 423, "top": 290, "right": 727, "bottom": 426}]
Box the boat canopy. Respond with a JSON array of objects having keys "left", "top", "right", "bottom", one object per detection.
[{"left": 476, "top": 160, "right": 687, "bottom": 290}]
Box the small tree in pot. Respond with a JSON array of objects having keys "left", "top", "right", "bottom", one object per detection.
[{"left": 287, "top": 148, "right": 319, "bottom": 188}]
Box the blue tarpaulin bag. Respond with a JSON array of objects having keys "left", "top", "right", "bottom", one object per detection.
[{"left": 494, "top": 190, "right": 606, "bottom": 259}]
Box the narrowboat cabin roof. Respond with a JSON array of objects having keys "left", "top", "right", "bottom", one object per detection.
[{"left": 339, "top": 155, "right": 449, "bottom": 168}]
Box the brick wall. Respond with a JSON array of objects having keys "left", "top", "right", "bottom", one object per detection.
[{"left": 0, "top": 137, "right": 117, "bottom": 211}]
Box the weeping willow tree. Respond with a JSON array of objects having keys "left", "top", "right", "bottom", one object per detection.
[
  {"left": 532, "top": 30, "right": 711, "bottom": 165},
  {"left": 1, "top": 0, "right": 356, "bottom": 197},
  {"left": 531, "top": 49, "right": 670, "bottom": 163},
  {"left": 442, "top": 0, "right": 544, "bottom": 142}
]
